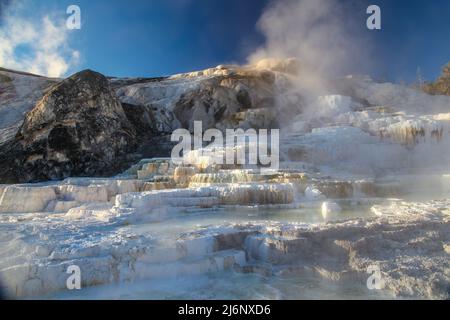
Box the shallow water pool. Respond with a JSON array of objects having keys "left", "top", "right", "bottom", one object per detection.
[{"left": 42, "top": 202, "right": 390, "bottom": 300}]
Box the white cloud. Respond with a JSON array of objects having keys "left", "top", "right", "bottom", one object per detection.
[{"left": 0, "top": 2, "right": 79, "bottom": 77}]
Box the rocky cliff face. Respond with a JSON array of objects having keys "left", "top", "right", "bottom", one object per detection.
[
  {"left": 0, "top": 70, "right": 137, "bottom": 183},
  {"left": 2, "top": 58, "right": 448, "bottom": 184},
  {"left": 172, "top": 69, "right": 278, "bottom": 132},
  {"left": 114, "top": 63, "right": 300, "bottom": 135},
  {"left": 0, "top": 63, "right": 296, "bottom": 183}
]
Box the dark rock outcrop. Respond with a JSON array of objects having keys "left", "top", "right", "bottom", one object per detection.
[
  {"left": 0, "top": 70, "right": 137, "bottom": 183},
  {"left": 121, "top": 102, "right": 157, "bottom": 135},
  {"left": 0, "top": 62, "right": 300, "bottom": 183},
  {"left": 173, "top": 71, "right": 278, "bottom": 132}
]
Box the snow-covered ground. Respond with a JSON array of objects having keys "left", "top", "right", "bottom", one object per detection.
[
  {"left": 0, "top": 70, "right": 57, "bottom": 144},
  {"left": 0, "top": 157, "right": 449, "bottom": 299},
  {"left": 0, "top": 62, "right": 449, "bottom": 299}
]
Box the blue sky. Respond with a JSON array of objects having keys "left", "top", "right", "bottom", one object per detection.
[
  {"left": 0, "top": 0, "right": 449, "bottom": 82},
  {"left": 68, "top": 0, "right": 269, "bottom": 77}
]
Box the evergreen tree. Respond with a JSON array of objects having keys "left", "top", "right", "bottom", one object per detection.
[{"left": 422, "top": 62, "right": 450, "bottom": 96}]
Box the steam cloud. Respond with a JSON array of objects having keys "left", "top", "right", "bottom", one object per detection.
[
  {"left": 249, "top": 0, "right": 371, "bottom": 92},
  {"left": 0, "top": 0, "right": 79, "bottom": 77}
]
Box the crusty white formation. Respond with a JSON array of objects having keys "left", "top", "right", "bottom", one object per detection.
[{"left": 1, "top": 61, "right": 450, "bottom": 299}]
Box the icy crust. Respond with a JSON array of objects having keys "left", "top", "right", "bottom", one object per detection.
[
  {"left": 247, "top": 200, "right": 450, "bottom": 299},
  {"left": 0, "top": 165, "right": 424, "bottom": 216},
  {"left": 114, "top": 183, "right": 295, "bottom": 221},
  {"left": 0, "top": 204, "right": 251, "bottom": 298},
  {"left": 283, "top": 88, "right": 450, "bottom": 174},
  {"left": 111, "top": 71, "right": 450, "bottom": 177},
  {"left": 0, "top": 180, "right": 296, "bottom": 216},
  {"left": 0, "top": 198, "right": 448, "bottom": 299},
  {"left": 1, "top": 62, "right": 450, "bottom": 299},
  {"left": 2, "top": 62, "right": 449, "bottom": 178},
  {"left": 333, "top": 79, "right": 450, "bottom": 172},
  {"left": 169, "top": 58, "right": 299, "bottom": 79},
  {"left": 339, "top": 75, "right": 450, "bottom": 114},
  {"left": 184, "top": 200, "right": 450, "bottom": 299},
  {"left": 0, "top": 178, "right": 144, "bottom": 213},
  {"left": 1, "top": 161, "right": 448, "bottom": 217},
  {"left": 0, "top": 70, "right": 56, "bottom": 143},
  {"left": 0, "top": 155, "right": 447, "bottom": 299}
]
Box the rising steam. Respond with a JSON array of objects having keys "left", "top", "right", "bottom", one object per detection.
[{"left": 249, "top": 0, "right": 372, "bottom": 93}]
